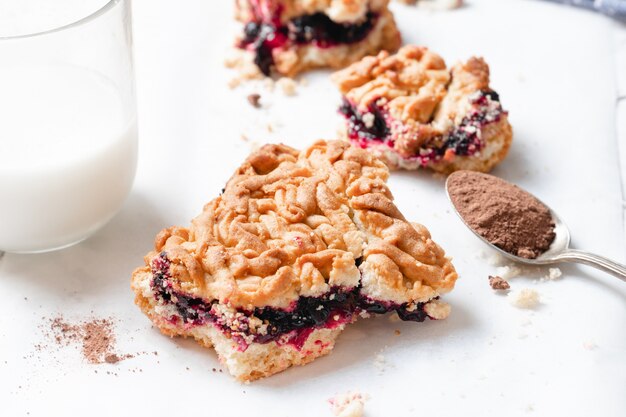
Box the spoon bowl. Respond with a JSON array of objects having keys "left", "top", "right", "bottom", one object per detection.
[{"left": 445, "top": 175, "right": 626, "bottom": 282}]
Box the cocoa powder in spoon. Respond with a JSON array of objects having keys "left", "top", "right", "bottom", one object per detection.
[{"left": 447, "top": 171, "right": 556, "bottom": 259}]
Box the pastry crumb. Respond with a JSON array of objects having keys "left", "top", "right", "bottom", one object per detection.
[
  {"left": 543, "top": 267, "right": 562, "bottom": 281},
  {"left": 329, "top": 391, "right": 368, "bottom": 417},
  {"left": 424, "top": 299, "right": 451, "bottom": 319},
  {"left": 397, "top": 0, "right": 463, "bottom": 10},
  {"left": 509, "top": 288, "right": 540, "bottom": 309},
  {"left": 489, "top": 275, "right": 510, "bottom": 290},
  {"left": 394, "top": 329, "right": 401, "bottom": 336},
  {"left": 478, "top": 250, "right": 505, "bottom": 266},
  {"left": 225, "top": 50, "right": 264, "bottom": 89},
  {"left": 496, "top": 265, "right": 522, "bottom": 280},
  {"left": 582, "top": 341, "right": 598, "bottom": 350},
  {"left": 276, "top": 77, "right": 297, "bottom": 96},
  {"left": 373, "top": 353, "right": 386, "bottom": 372}
]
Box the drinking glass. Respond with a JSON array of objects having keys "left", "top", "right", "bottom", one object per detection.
[{"left": 0, "top": 0, "right": 137, "bottom": 253}]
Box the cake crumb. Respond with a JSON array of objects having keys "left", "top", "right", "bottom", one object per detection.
[
  {"left": 397, "top": 0, "right": 462, "bottom": 8},
  {"left": 496, "top": 265, "right": 522, "bottom": 280},
  {"left": 489, "top": 275, "right": 510, "bottom": 290},
  {"left": 424, "top": 299, "right": 451, "bottom": 319},
  {"left": 247, "top": 93, "right": 261, "bottom": 108},
  {"left": 373, "top": 353, "right": 386, "bottom": 372},
  {"left": 582, "top": 341, "right": 598, "bottom": 350},
  {"left": 477, "top": 249, "right": 505, "bottom": 266},
  {"left": 544, "top": 267, "right": 562, "bottom": 281},
  {"left": 276, "top": 77, "right": 297, "bottom": 96},
  {"left": 509, "top": 288, "right": 540, "bottom": 309},
  {"left": 394, "top": 329, "right": 401, "bottom": 336},
  {"left": 329, "top": 392, "right": 368, "bottom": 417},
  {"left": 224, "top": 50, "right": 264, "bottom": 89}
]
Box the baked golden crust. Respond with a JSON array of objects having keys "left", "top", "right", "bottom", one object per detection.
[
  {"left": 235, "top": 0, "right": 391, "bottom": 24},
  {"left": 332, "top": 46, "right": 512, "bottom": 172},
  {"left": 132, "top": 140, "right": 456, "bottom": 312}
]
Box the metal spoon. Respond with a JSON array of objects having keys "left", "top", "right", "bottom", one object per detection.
[{"left": 445, "top": 177, "right": 626, "bottom": 282}]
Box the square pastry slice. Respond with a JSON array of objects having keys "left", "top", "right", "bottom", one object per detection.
[
  {"left": 235, "top": 0, "right": 401, "bottom": 76},
  {"left": 131, "top": 140, "right": 457, "bottom": 382},
  {"left": 333, "top": 46, "right": 513, "bottom": 173}
]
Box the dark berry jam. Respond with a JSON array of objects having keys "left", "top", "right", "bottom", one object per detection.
[
  {"left": 339, "top": 90, "right": 505, "bottom": 165},
  {"left": 288, "top": 12, "right": 376, "bottom": 47},
  {"left": 339, "top": 98, "right": 390, "bottom": 147},
  {"left": 151, "top": 253, "right": 434, "bottom": 351},
  {"left": 238, "top": 12, "right": 378, "bottom": 75},
  {"left": 152, "top": 252, "right": 215, "bottom": 325}
]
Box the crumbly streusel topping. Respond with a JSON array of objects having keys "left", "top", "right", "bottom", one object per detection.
[
  {"left": 135, "top": 140, "right": 456, "bottom": 310},
  {"left": 333, "top": 45, "right": 493, "bottom": 150}
]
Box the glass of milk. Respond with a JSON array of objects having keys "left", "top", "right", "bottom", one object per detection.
[{"left": 0, "top": 0, "right": 137, "bottom": 253}]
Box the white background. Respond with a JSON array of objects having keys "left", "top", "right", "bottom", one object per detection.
[{"left": 1, "top": 1, "right": 625, "bottom": 416}]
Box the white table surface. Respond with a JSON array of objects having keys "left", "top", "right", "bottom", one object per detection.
[{"left": 2, "top": 1, "right": 626, "bottom": 416}]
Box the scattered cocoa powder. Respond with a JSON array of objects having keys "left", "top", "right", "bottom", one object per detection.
[
  {"left": 447, "top": 171, "right": 556, "bottom": 259},
  {"left": 488, "top": 275, "right": 510, "bottom": 290},
  {"left": 105, "top": 354, "right": 121, "bottom": 364},
  {"left": 48, "top": 316, "right": 133, "bottom": 364}
]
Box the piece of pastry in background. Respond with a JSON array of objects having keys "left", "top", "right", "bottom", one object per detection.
[
  {"left": 332, "top": 45, "right": 512, "bottom": 173},
  {"left": 396, "top": 0, "right": 462, "bottom": 10},
  {"left": 234, "top": 0, "right": 401, "bottom": 77},
  {"left": 131, "top": 140, "right": 457, "bottom": 382}
]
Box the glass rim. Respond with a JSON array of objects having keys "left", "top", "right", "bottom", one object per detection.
[{"left": 0, "top": 0, "right": 121, "bottom": 41}]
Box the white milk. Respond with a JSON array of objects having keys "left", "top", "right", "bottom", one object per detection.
[{"left": 0, "top": 65, "right": 137, "bottom": 252}]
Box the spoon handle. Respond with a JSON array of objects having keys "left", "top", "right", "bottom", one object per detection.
[{"left": 556, "top": 249, "right": 626, "bottom": 282}]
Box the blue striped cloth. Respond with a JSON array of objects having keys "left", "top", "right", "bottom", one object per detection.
[{"left": 545, "top": 0, "right": 626, "bottom": 19}]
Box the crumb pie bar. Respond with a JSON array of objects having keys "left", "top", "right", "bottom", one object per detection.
[
  {"left": 235, "top": 0, "right": 401, "bottom": 76},
  {"left": 333, "top": 46, "right": 513, "bottom": 173},
  {"left": 131, "top": 140, "right": 457, "bottom": 382}
]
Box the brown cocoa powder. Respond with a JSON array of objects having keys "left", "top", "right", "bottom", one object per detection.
[
  {"left": 489, "top": 275, "right": 510, "bottom": 290},
  {"left": 447, "top": 171, "right": 556, "bottom": 259},
  {"left": 48, "top": 316, "right": 133, "bottom": 364}
]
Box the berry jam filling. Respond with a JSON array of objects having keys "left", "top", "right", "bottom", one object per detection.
[
  {"left": 339, "top": 90, "right": 505, "bottom": 166},
  {"left": 239, "top": 12, "right": 378, "bottom": 75},
  {"left": 151, "top": 252, "right": 434, "bottom": 350},
  {"left": 339, "top": 99, "right": 390, "bottom": 146}
]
